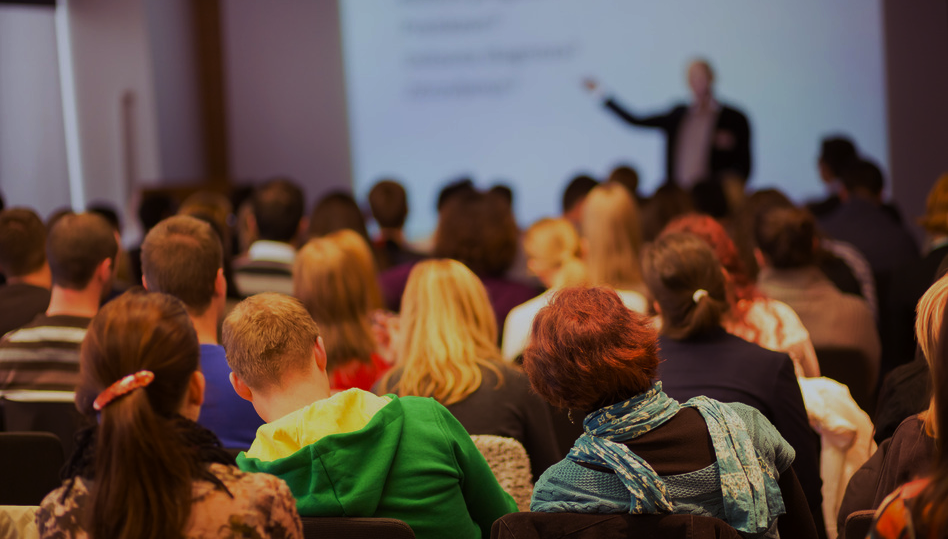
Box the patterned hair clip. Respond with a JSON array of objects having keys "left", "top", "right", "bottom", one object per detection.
[{"left": 93, "top": 370, "right": 155, "bottom": 411}]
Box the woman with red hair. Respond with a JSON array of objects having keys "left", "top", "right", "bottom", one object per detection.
[{"left": 523, "top": 286, "right": 816, "bottom": 538}]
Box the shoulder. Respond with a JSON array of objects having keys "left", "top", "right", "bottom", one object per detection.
[
  {"left": 721, "top": 402, "right": 795, "bottom": 473},
  {"left": 37, "top": 479, "right": 91, "bottom": 538},
  {"left": 194, "top": 464, "right": 302, "bottom": 537},
  {"left": 531, "top": 458, "right": 629, "bottom": 514}
]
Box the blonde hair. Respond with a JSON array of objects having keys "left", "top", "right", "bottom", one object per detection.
[
  {"left": 379, "top": 259, "right": 503, "bottom": 405},
  {"left": 920, "top": 173, "right": 948, "bottom": 237},
  {"left": 582, "top": 182, "right": 644, "bottom": 290},
  {"left": 523, "top": 218, "right": 587, "bottom": 288},
  {"left": 918, "top": 273, "right": 948, "bottom": 437},
  {"left": 221, "top": 293, "right": 319, "bottom": 390},
  {"left": 327, "top": 229, "right": 383, "bottom": 311},
  {"left": 294, "top": 236, "right": 376, "bottom": 371}
]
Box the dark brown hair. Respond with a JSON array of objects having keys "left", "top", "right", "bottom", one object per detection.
[
  {"left": 523, "top": 286, "right": 660, "bottom": 413},
  {"left": 0, "top": 208, "right": 47, "bottom": 277},
  {"left": 434, "top": 190, "right": 518, "bottom": 277},
  {"left": 369, "top": 180, "right": 408, "bottom": 229},
  {"left": 141, "top": 216, "right": 223, "bottom": 315},
  {"left": 642, "top": 233, "right": 729, "bottom": 340},
  {"left": 253, "top": 177, "right": 305, "bottom": 242},
  {"left": 77, "top": 290, "right": 201, "bottom": 539},
  {"left": 47, "top": 213, "right": 118, "bottom": 289},
  {"left": 754, "top": 206, "right": 818, "bottom": 269}
]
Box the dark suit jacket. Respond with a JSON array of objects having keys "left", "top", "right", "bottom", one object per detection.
[{"left": 603, "top": 98, "right": 752, "bottom": 183}]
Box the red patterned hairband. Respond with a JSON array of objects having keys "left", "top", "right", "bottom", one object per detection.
[{"left": 93, "top": 370, "right": 155, "bottom": 411}]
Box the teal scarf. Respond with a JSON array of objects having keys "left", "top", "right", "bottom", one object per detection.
[{"left": 567, "top": 382, "right": 785, "bottom": 535}]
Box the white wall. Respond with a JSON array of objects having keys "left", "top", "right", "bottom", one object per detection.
[
  {"left": 221, "top": 0, "right": 352, "bottom": 207},
  {"left": 0, "top": 5, "right": 71, "bottom": 218}
]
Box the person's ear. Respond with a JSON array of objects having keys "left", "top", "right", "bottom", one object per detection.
[
  {"left": 652, "top": 301, "right": 662, "bottom": 315},
  {"left": 214, "top": 268, "right": 226, "bottom": 298},
  {"left": 229, "top": 372, "right": 254, "bottom": 403},
  {"left": 314, "top": 336, "right": 328, "bottom": 373},
  {"left": 189, "top": 370, "right": 206, "bottom": 408},
  {"left": 754, "top": 248, "right": 767, "bottom": 270},
  {"left": 96, "top": 258, "right": 113, "bottom": 283}
]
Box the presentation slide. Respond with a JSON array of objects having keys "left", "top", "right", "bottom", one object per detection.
[{"left": 340, "top": 0, "right": 887, "bottom": 240}]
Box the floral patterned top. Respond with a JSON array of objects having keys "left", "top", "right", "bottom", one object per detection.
[{"left": 36, "top": 462, "right": 303, "bottom": 538}]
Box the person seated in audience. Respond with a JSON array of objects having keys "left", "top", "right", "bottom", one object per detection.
[
  {"left": 607, "top": 164, "right": 642, "bottom": 203},
  {"left": 0, "top": 213, "right": 116, "bottom": 392},
  {"left": 837, "top": 274, "right": 947, "bottom": 533},
  {"left": 141, "top": 215, "right": 264, "bottom": 449},
  {"left": 0, "top": 208, "right": 51, "bottom": 337},
  {"left": 502, "top": 217, "right": 588, "bottom": 362},
  {"left": 661, "top": 213, "right": 820, "bottom": 377},
  {"left": 642, "top": 232, "right": 824, "bottom": 533},
  {"left": 581, "top": 182, "right": 649, "bottom": 312},
  {"left": 307, "top": 190, "right": 370, "bottom": 241},
  {"left": 755, "top": 206, "right": 881, "bottom": 383},
  {"left": 368, "top": 179, "right": 426, "bottom": 271},
  {"left": 806, "top": 136, "right": 859, "bottom": 219},
  {"left": 233, "top": 177, "right": 306, "bottom": 296},
  {"left": 222, "top": 293, "right": 517, "bottom": 539},
  {"left": 126, "top": 191, "right": 176, "bottom": 287},
  {"left": 866, "top": 291, "right": 948, "bottom": 538},
  {"left": 561, "top": 174, "right": 598, "bottom": 229},
  {"left": 640, "top": 184, "right": 695, "bottom": 243},
  {"left": 36, "top": 291, "right": 302, "bottom": 538},
  {"left": 178, "top": 191, "right": 243, "bottom": 304},
  {"left": 524, "top": 286, "right": 816, "bottom": 538},
  {"left": 377, "top": 259, "right": 561, "bottom": 481},
  {"left": 293, "top": 231, "right": 391, "bottom": 392}
]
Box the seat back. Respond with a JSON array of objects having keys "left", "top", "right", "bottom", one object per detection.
[
  {"left": 491, "top": 512, "right": 741, "bottom": 539},
  {"left": 815, "top": 347, "right": 876, "bottom": 415},
  {"left": 842, "top": 509, "right": 875, "bottom": 539},
  {"left": 300, "top": 517, "right": 415, "bottom": 539},
  {"left": 0, "top": 432, "right": 65, "bottom": 505},
  {"left": 470, "top": 435, "right": 533, "bottom": 511},
  {"left": 0, "top": 397, "right": 86, "bottom": 458}
]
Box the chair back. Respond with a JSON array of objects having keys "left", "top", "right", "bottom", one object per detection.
[
  {"left": 0, "top": 396, "right": 85, "bottom": 458},
  {"left": 300, "top": 517, "right": 415, "bottom": 539},
  {"left": 470, "top": 435, "right": 533, "bottom": 511},
  {"left": 842, "top": 509, "right": 874, "bottom": 539},
  {"left": 815, "top": 347, "right": 877, "bottom": 415},
  {"left": 0, "top": 432, "right": 65, "bottom": 505},
  {"left": 491, "top": 512, "right": 741, "bottom": 539}
]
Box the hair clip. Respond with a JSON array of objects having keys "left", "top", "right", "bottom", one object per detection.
[
  {"left": 93, "top": 371, "right": 155, "bottom": 411},
  {"left": 692, "top": 289, "right": 709, "bottom": 304}
]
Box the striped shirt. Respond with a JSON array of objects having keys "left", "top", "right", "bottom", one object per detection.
[{"left": 0, "top": 314, "right": 91, "bottom": 392}]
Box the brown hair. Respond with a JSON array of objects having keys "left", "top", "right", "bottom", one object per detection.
[
  {"left": 523, "top": 286, "right": 659, "bottom": 413},
  {"left": 253, "top": 178, "right": 305, "bottom": 242},
  {"left": 141, "top": 216, "right": 223, "bottom": 314},
  {"left": 307, "top": 191, "right": 370, "bottom": 242},
  {"left": 47, "top": 213, "right": 118, "bottom": 289},
  {"left": 642, "top": 233, "right": 729, "bottom": 340},
  {"left": 582, "top": 182, "right": 644, "bottom": 290},
  {"left": 0, "top": 208, "right": 47, "bottom": 277},
  {"left": 222, "top": 293, "right": 320, "bottom": 391},
  {"left": 434, "top": 190, "right": 519, "bottom": 277},
  {"left": 293, "top": 235, "right": 376, "bottom": 372},
  {"left": 369, "top": 180, "right": 408, "bottom": 229},
  {"left": 77, "top": 290, "right": 201, "bottom": 539},
  {"left": 754, "top": 206, "right": 818, "bottom": 269}
]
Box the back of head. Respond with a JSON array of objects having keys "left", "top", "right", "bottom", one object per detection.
[
  {"left": 327, "top": 229, "right": 383, "bottom": 310},
  {"left": 87, "top": 202, "right": 122, "bottom": 233},
  {"left": 222, "top": 293, "right": 320, "bottom": 392},
  {"left": 436, "top": 178, "right": 476, "bottom": 212},
  {"left": 841, "top": 159, "right": 885, "bottom": 199},
  {"left": 489, "top": 184, "right": 514, "bottom": 208},
  {"left": 308, "top": 191, "right": 369, "bottom": 241},
  {"left": 179, "top": 191, "right": 233, "bottom": 240},
  {"left": 368, "top": 180, "right": 408, "bottom": 230},
  {"left": 294, "top": 235, "right": 375, "bottom": 370},
  {"left": 608, "top": 165, "right": 640, "bottom": 197},
  {"left": 819, "top": 136, "right": 859, "bottom": 178},
  {"left": 523, "top": 286, "right": 659, "bottom": 413},
  {"left": 141, "top": 215, "right": 223, "bottom": 314},
  {"left": 434, "top": 189, "right": 518, "bottom": 277},
  {"left": 382, "top": 259, "right": 501, "bottom": 405},
  {"left": 47, "top": 212, "right": 118, "bottom": 290},
  {"left": 253, "top": 178, "right": 305, "bottom": 243},
  {"left": 77, "top": 290, "right": 201, "bottom": 539},
  {"left": 640, "top": 184, "right": 694, "bottom": 242},
  {"left": 642, "top": 233, "right": 728, "bottom": 340},
  {"left": 582, "top": 182, "right": 643, "bottom": 289},
  {"left": 661, "top": 213, "right": 753, "bottom": 301},
  {"left": 523, "top": 217, "right": 585, "bottom": 288},
  {"left": 920, "top": 173, "right": 948, "bottom": 237},
  {"left": 562, "top": 175, "right": 598, "bottom": 215},
  {"left": 0, "top": 208, "right": 47, "bottom": 278},
  {"left": 754, "top": 206, "right": 817, "bottom": 269},
  {"left": 137, "top": 192, "right": 177, "bottom": 232}
]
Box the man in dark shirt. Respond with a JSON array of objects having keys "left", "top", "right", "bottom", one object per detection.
[{"left": 0, "top": 208, "right": 51, "bottom": 337}]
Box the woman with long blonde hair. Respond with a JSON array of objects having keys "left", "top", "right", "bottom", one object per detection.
[
  {"left": 294, "top": 232, "right": 390, "bottom": 392},
  {"left": 378, "top": 259, "right": 560, "bottom": 480},
  {"left": 581, "top": 182, "right": 648, "bottom": 312}
]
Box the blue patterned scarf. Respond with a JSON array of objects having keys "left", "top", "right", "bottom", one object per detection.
[{"left": 567, "top": 382, "right": 785, "bottom": 535}]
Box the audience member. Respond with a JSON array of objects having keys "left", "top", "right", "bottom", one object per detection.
[
  {"left": 561, "top": 174, "right": 598, "bottom": 229},
  {"left": 807, "top": 136, "right": 859, "bottom": 219},
  {"left": 178, "top": 198, "right": 244, "bottom": 304},
  {"left": 233, "top": 178, "right": 305, "bottom": 296},
  {"left": 378, "top": 259, "right": 560, "bottom": 481},
  {"left": 141, "top": 215, "right": 263, "bottom": 449},
  {"left": 307, "top": 190, "right": 370, "bottom": 240},
  {"left": 607, "top": 164, "right": 641, "bottom": 201},
  {"left": 642, "top": 232, "right": 824, "bottom": 533},
  {"left": 36, "top": 291, "right": 302, "bottom": 539},
  {"left": 88, "top": 201, "right": 131, "bottom": 297},
  {"left": 524, "top": 286, "right": 815, "bottom": 538},
  {"left": 222, "top": 293, "right": 517, "bottom": 538},
  {"left": 581, "top": 182, "right": 648, "bottom": 311},
  {"left": 0, "top": 213, "right": 116, "bottom": 392},
  {"left": 755, "top": 206, "right": 881, "bottom": 385},
  {"left": 368, "top": 179, "right": 425, "bottom": 270},
  {"left": 126, "top": 191, "right": 176, "bottom": 287},
  {"left": 0, "top": 208, "right": 51, "bottom": 336},
  {"left": 294, "top": 233, "right": 391, "bottom": 392},
  {"left": 639, "top": 184, "right": 694, "bottom": 243}
]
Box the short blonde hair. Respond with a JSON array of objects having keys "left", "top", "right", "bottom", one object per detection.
[
  {"left": 917, "top": 273, "right": 948, "bottom": 437},
  {"left": 378, "top": 259, "right": 503, "bottom": 405},
  {"left": 523, "top": 218, "right": 587, "bottom": 288},
  {"left": 221, "top": 293, "right": 319, "bottom": 390},
  {"left": 582, "top": 182, "right": 643, "bottom": 290}
]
